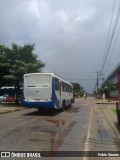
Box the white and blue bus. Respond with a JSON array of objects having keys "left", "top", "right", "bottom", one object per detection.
[{"left": 22, "top": 73, "right": 74, "bottom": 111}]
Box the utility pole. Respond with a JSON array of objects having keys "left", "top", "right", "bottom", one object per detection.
[
  {"left": 96, "top": 71, "right": 100, "bottom": 96},
  {"left": 96, "top": 71, "right": 104, "bottom": 99}
]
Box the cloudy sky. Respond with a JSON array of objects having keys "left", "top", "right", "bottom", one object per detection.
[{"left": 0, "top": 0, "right": 120, "bottom": 93}]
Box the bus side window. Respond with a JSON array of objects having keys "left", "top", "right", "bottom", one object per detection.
[
  {"left": 55, "top": 78, "right": 59, "bottom": 91},
  {"left": 70, "top": 87, "right": 72, "bottom": 93},
  {"left": 68, "top": 85, "right": 70, "bottom": 92},
  {"left": 68, "top": 86, "right": 70, "bottom": 93},
  {"left": 67, "top": 85, "right": 69, "bottom": 92},
  {"left": 62, "top": 82, "right": 66, "bottom": 92},
  {"left": 64, "top": 83, "right": 66, "bottom": 92},
  {"left": 65, "top": 84, "right": 68, "bottom": 92},
  {"left": 62, "top": 82, "right": 64, "bottom": 92}
]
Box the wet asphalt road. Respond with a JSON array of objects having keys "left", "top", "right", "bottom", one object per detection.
[{"left": 0, "top": 97, "right": 120, "bottom": 160}]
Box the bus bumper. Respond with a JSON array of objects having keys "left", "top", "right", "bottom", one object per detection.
[{"left": 22, "top": 100, "right": 54, "bottom": 108}]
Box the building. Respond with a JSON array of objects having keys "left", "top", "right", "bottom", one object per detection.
[{"left": 106, "top": 63, "right": 120, "bottom": 100}]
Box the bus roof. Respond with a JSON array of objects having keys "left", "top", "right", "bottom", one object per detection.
[
  {"left": 1, "top": 86, "right": 15, "bottom": 89},
  {"left": 24, "top": 73, "right": 73, "bottom": 87}
]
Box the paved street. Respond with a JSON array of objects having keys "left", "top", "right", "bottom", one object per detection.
[{"left": 0, "top": 98, "right": 120, "bottom": 160}]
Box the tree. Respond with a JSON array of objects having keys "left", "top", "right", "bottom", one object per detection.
[
  {"left": 0, "top": 45, "right": 11, "bottom": 86},
  {"left": 71, "top": 83, "right": 85, "bottom": 97},
  {"left": 0, "top": 43, "right": 45, "bottom": 102},
  {"left": 101, "top": 80, "right": 116, "bottom": 100},
  {"left": 79, "top": 86, "right": 85, "bottom": 97}
]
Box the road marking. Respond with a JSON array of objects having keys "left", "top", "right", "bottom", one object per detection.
[{"left": 83, "top": 109, "right": 93, "bottom": 160}]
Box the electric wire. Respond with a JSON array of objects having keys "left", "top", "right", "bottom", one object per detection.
[
  {"left": 95, "top": 0, "right": 115, "bottom": 87},
  {"left": 97, "top": 0, "right": 120, "bottom": 90},
  {"left": 98, "top": 0, "right": 117, "bottom": 83},
  {"left": 101, "top": 0, "right": 117, "bottom": 70},
  {"left": 104, "top": 20, "right": 120, "bottom": 75},
  {"left": 95, "top": 0, "right": 119, "bottom": 90},
  {"left": 100, "top": 0, "right": 120, "bottom": 75}
]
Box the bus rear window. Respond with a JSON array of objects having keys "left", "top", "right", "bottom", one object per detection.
[
  {"left": 24, "top": 75, "right": 51, "bottom": 87},
  {"left": 55, "top": 78, "right": 59, "bottom": 91}
]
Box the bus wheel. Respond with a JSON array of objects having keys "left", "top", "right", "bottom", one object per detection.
[
  {"left": 38, "top": 108, "right": 43, "bottom": 112},
  {"left": 38, "top": 108, "right": 41, "bottom": 112}
]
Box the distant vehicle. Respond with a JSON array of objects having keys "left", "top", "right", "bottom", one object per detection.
[
  {"left": 22, "top": 73, "right": 74, "bottom": 111},
  {"left": 0, "top": 86, "right": 23, "bottom": 103},
  {"left": 0, "top": 94, "right": 9, "bottom": 102},
  {"left": 0, "top": 86, "right": 15, "bottom": 102}
]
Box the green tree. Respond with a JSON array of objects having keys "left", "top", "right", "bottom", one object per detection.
[
  {"left": 79, "top": 86, "right": 85, "bottom": 97},
  {"left": 0, "top": 45, "right": 11, "bottom": 86},
  {"left": 101, "top": 80, "right": 116, "bottom": 91},
  {"left": 0, "top": 43, "right": 45, "bottom": 102},
  {"left": 71, "top": 83, "right": 85, "bottom": 97},
  {"left": 101, "top": 80, "right": 116, "bottom": 100}
]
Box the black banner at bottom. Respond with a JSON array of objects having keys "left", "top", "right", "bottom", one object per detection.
[{"left": 0, "top": 151, "right": 120, "bottom": 158}]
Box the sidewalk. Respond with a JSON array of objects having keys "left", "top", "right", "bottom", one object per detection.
[
  {"left": 94, "top": 98, "right": 118, "bottom": 104},
  {"left": 94, "top": 98, "right": 120, "bottom": 140},
  {"left": 0, "top": 102, "right": 25, "bottom": 114}
]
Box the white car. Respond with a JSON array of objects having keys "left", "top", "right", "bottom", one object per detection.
[{"left": 0, "top": 94, "right": 9, "bottom": 102}]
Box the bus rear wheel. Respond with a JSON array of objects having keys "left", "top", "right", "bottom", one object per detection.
[
  {"left": 38, "top": 108, "right": 41, "bottom": 112},
  {"left": 38, "top": 108, "right": 44, "bottom": 113}
]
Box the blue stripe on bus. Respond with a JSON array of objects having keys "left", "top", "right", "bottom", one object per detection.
[
  {"left": 52, "top": 78, "right": 60, "bottom": 109},
  {"left": 22, "top": 101, "right": 54, "bottom": 108}
]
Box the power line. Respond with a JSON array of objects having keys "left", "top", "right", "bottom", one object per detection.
[
  {"left": 102, "top": 0, "right": 117, "bottom": 68},
  {"left": 104, "top": 20, "right": 120, "bottom": 75},
  {"left": 100, "top": 0, "right": 120, "bottom": 74}
]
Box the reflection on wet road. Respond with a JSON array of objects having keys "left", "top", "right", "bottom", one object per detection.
[
  {"left": 0, "top": 99, "right": 82, "bottom": 152},
  {"left": 29, "top": 119, "right": 76, "bottom": 151},
  {"left": 0, "top": 98, "right": 120, "bottom": 160}
]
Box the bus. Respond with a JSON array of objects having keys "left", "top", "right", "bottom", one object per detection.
[
  {"left": 22, "top": 73, "right": 74, "bottom": 111},
  {"left": 0, "top": 86, "right": 23, "bottom": 103},
  {"left": 0, "top": 86, "right": 15, "bottom": 102}
]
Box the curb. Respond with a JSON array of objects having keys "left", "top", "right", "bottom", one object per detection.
[
  {"left": 96, "top": 102, "right": 116, "bottom": 104},
  {"left": 0, "top": 110, "right": 11, "bottom": 115},
  {"left": 0, "top": 108, "right": 26, "bottom": 115}
]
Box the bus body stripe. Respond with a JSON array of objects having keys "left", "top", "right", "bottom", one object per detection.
[
  {"left": 52, "top": 77, "right": 60, "bottom": 109},
  {"left": 22, "top": 101, "right": 54, "bottom": 108}
]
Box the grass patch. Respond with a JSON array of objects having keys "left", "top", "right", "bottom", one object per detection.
[{"left": 111, "top": 108, "right": 117, "bottom": 114}]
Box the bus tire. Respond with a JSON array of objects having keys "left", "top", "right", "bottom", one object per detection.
[
  {"left": 38, "top": 108, "right": 41, "bottom": 112},
  {"left": 38, "top": 108, "right": 44, "bottom": 112}
]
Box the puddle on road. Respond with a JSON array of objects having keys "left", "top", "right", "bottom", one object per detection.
[
  {"left": 66, "top": 107, "right": 80, "bottom": 113},
  {"left": 29, "top": 119, "right": 76, "bottom": 151}
]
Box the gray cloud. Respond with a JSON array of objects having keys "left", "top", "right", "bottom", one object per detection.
[{"left": 0, "top": 0, "right": 119, "bottom": 92}]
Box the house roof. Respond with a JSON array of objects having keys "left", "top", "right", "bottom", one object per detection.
[{"left": 106, "top": 63, "right": 120, "bottom": 80}]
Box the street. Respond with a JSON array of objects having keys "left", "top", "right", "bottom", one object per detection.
[{"left": 0, "top": 97, "right": 120, "bottom": 160}]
